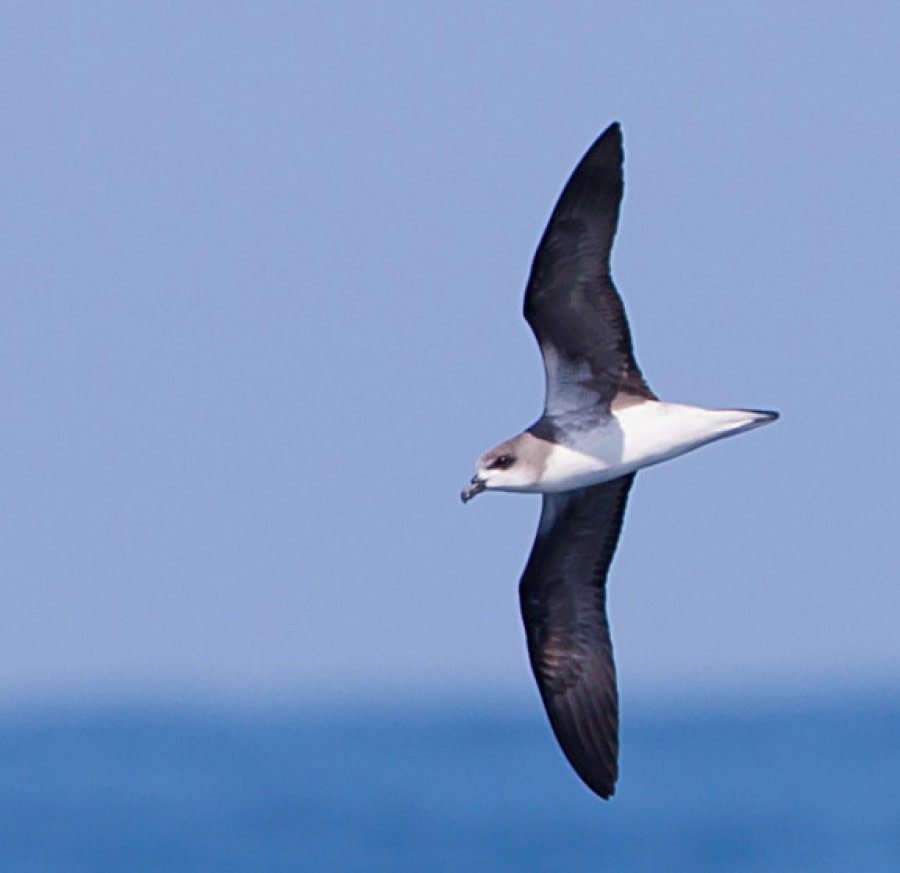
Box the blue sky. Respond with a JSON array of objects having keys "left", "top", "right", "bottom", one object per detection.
[{"left": 1, "top": 2, "right": 898, "bottom": 704}]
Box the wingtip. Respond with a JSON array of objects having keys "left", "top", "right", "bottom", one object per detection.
[
  {"left": 600, "top": 120, "right": 622, "bottom": 143},
  {"left": 577, "top": 121, "right": 624, "bottom": 179},
  {"left": 592, "top": 783, "right": 615, "bottom": 800},
  {"left": 575, "top": 766, "right": 616, "bottom": 799}
]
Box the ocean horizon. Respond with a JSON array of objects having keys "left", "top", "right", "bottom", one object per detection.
[{"left": 1, "top": 686, "right": 898, "bottom": 872}]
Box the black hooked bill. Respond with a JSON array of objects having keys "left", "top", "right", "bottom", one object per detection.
[{"left": 461, "top": 477, "right": 485, "bottom": 503}]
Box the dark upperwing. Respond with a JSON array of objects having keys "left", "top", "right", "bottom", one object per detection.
[
  {"left": 519, "top": 474, "right": 635, "bottom": 798},
  {"left": 523, "top": 123, "right": 655, "bottom": 417}
]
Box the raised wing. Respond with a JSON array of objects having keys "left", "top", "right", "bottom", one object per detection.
[
  {"left": 523, "top": 123, "right": 654, "bottom": 416},
  {"left": 518, "top": 474, "right": 635, "bottom": 798}
]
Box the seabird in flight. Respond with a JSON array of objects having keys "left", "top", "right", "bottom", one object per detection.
[{"left": 461, "top": 122, "right": 778, "bottom": 799}]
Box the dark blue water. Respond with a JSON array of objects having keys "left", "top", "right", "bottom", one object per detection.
[{"left": 1, "top": 691, "right": 898, "bottom": 871}]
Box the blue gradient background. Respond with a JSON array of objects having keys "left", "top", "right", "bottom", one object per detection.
[{"left": 1, "top": 3, "right": 898, "bottom": 869}]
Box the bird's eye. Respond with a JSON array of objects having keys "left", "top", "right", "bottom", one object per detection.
[{"left": 489, "top": 454, "right": 515, "bottom": 470}]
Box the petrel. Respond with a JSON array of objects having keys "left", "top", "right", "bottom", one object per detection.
[{"left": 461, "top": 122, "right": 777, "bottom": 799}]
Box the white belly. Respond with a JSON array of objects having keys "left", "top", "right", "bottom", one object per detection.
[{"left": 537, "top": 401, "right": 773, "bottom": 492}]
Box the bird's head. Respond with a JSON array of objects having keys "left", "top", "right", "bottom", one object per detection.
[{"left": 461, "top": 435, "right": 543, "bottom": 502}]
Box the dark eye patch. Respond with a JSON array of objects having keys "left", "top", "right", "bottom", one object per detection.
[{"left": 488, "top": 454, "right": 515, "bottom": 470}]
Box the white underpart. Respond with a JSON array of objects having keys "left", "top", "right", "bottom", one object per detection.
[{"left": 536, "top": 401, "right": 773, "bottom": 493}]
